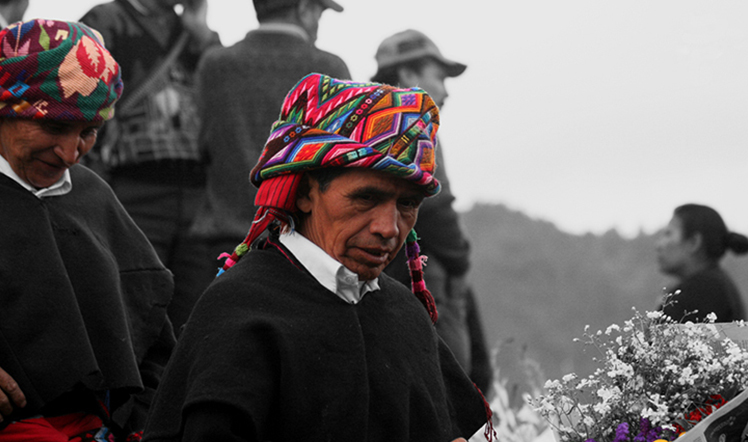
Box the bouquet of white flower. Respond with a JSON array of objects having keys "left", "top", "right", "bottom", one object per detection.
[{"left": 528, "top": 308, "right": 748, "bottom": 442}]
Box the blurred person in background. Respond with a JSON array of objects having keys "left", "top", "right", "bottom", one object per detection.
[
  {"left": 372, "top": 29, "right": 492, "bottom": 395},
  {"left": 0, "top": 19, "right": 174, "bottom": 441},
  {"left": 80, "top": 0, "right": 221, "bottom": 333},
  {"left": 656, "top": 203, "right": 748, "bottom": 322},
  {"left": 186, "top": 0, "right": 351, "bottom": 305},
  {"left": 0, "top": 0, "right": 27, "bottom": 27}
]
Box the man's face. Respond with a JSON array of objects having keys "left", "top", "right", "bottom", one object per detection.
[
  {"left": 0, "top": 119, "right": 101, "bottom": 189},
  {"left": 297, "top": 0, "right": 326, "bottom": 43},
  {"left": 400, "top": 60, "right": 450, "bottom": 108},
  {"left": 296, "top": 168, "right": 424, "bottom": 281},
  {"left": 655, "top": 216, "right": 694, "bottom": 276}
]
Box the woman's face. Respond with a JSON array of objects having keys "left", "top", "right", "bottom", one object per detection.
[{"left": 655, "top": 215, "right": 694, "bottom": 277}]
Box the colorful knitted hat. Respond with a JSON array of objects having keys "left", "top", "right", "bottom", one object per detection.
[
  {"left": 0, "top": 19, "right": 122, "bottom": 122},
  {"left": 219, "top": 73, "right": 442, "bottom": 323}
]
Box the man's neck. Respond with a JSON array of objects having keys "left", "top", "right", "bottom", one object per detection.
[
  {"left": 256, "top": 21, "right": 310, "bottom": 42},
  {"left": 0, "top": 6, "right": 20, "bottom": 26}
]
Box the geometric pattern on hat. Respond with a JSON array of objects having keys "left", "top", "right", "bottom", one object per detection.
[
  {"left": 0, "top": 19, "right": 122, "bottom": 122},
  {"left": 251, "top": 72, "right": 441, "bottom": 198}
]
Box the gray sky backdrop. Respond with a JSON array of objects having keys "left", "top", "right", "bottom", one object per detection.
[{"left": 26, "top": 0, "right": 748, "bottom": 237}]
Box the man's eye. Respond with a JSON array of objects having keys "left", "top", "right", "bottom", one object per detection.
[
  {"left": 399, "top": 199, "right": 421, "bottom": 209},
  {"left": 41, "top": 122, "right": 67, "bottom": 134},
  {"left": 354, "top": 193, "right": 377, "bottom": 202},
  {"left": 81, "top": 127, "right": 99, "bottom": 138}
]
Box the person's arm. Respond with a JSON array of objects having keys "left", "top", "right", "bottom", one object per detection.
[
  {"left": 415, "top": 146, "right": 471, "bottom": 276},
  {"left": 79, "top": 4, "right": 119, "bottom": 53},
  {"left": 0, "top": 366, "right": 25, "bottom": 423},
  {"left": 179, "top": 0, "right": 221, "bottom": 62}
]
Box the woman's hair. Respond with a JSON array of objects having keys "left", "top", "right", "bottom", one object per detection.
[{"left": 674, "top": 203, "right": 748, "bottom": 261}]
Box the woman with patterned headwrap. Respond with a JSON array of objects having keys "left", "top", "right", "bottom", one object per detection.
[
  {"left": 143, "top": 73, "right": 493, "bottom": 442},
  {"left": 0, "top": 19, "right": 175, "bottom": 441}
]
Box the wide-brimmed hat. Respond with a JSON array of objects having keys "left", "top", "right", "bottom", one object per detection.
[
  {"left": 0, "top": 19, "right": 122, "bottom": 122},
  {"left": 374, "top": 29, "right": 467, "bottom": 79}
]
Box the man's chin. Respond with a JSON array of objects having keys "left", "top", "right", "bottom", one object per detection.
[
  {"left": 346, "top": 262, "right": 385, "bottom": 282},
  {"left": 28, "top": 174, "right": 64, "bottom": 190}
]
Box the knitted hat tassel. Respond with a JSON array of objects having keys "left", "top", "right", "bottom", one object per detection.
[{"left": 404, "top": 229, "right": 438, "bottom": 324}]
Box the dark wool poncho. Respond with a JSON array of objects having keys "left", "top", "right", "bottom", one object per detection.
[
  {"left": 0, "top": 165, "right": 174, "bottom": 434},
  {"left": 144, "top": 238, "right": 487, "bottom": 442}
]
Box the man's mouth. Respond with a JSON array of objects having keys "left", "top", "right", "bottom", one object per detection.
[
  {"left": 36, "top": 157, "right": 67, "bottom": 171},
  {"left": 356, "top": 247, "right": 391, "bottom": 265}
]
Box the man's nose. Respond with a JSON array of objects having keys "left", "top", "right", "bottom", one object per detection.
[
  {"left": 370, "top": 202, "right": 399, "bottom": 239},
  {"left": 53, "top": 133, "right": 82, "bottom": 166}
]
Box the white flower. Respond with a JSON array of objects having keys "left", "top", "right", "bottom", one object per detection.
[
  {"left": 646, "top": 311, "right": 665, "bottom": 320},
  {"left": 606, "top": 358, "right": 634, "bottom": 379},
  {"left": 605, "top": 324, "right": 620, "bottom": 335},
  {"left": 529, "top": 308, "right": 748, "bottom": 442},
  {"left": 593, "top": 401, "right": 611, "bottom": 415}
]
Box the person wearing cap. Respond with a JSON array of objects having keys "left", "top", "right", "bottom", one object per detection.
[
  {"left": 142, "top": 73, "right": 493, "bottom": 442},
  {"left": 79, "top": 0, "right": 221, "bottom": 334},
  {"left": 184, "top": 0, "right": 351, "bottom": 319},
  {"left": 0, "top": 19, "right": 175, "bottom": 441},
  {"left": 372, "top": 29, "right": 493, "bottom": 396}
]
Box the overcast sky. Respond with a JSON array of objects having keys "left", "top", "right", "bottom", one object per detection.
[{"left": 26, "top": 0, "right": 748, "bottom": 237}]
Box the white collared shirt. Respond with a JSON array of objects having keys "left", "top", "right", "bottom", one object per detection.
[
  {"left": 279, "top": 230, "right": 379, "bottom": 304},
  {"left": 0, "top": 155, "right": 73, "bottom": 198}
]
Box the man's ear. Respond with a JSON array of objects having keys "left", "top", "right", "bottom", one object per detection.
[
  {"left": 397, "top": 65, "right": 419, "bottom": 88},
  {"left": 685, "top": 232, "right": 704, "bottom": 255},
  {"left": 296, "top": 174, "right": 315, "bottom": 214},
  {"left": 296, "top": 0, "right": 314, "bottom": 16}
]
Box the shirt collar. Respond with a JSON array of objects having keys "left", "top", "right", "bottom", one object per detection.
[
  {"left": 279, "top": 230, "right": 379, "bottom": 304},
  {"left": 255, "top": 22, "right": 310, "bottom": 42},
  {"left": 0, "top": 154, "right": 73, "bottom": 198}
]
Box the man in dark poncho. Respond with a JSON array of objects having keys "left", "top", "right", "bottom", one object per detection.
[
  {"left": 0, "top": 19, "right": 174, "bottom": 441},
  {"left": 143, "top": 73, "right": 494, "bottom": 442}
]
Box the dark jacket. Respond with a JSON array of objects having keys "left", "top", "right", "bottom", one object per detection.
[
  {"left": 662, "top": 265, "right": 747, "bottom": 322},
  {"left": 0, "top": 165, "right": 175, "bottom": 436}
]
